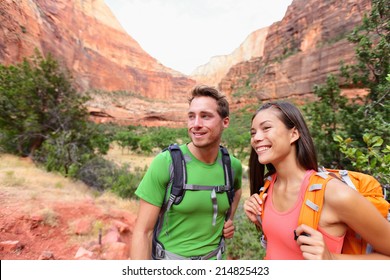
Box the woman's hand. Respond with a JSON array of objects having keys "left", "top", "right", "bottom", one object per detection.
[
  {"left": 243, "top": 193, "right": 267, "bottom": 226},
  {"left": 294, "top": 224, "right": 334, "bottom": 260},
  {"left": 223, "top": 219, "right": 235, "bottom": 239}
]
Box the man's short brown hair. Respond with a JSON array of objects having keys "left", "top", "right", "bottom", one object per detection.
[{"left": 189, "top": 85, "right": 229, "bottom": 118}]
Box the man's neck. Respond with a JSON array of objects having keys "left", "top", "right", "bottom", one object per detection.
[{"left": 187, "top": 142, "right": 220, "bottom": 164}]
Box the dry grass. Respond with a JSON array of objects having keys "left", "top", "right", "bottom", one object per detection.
[
  {"left": 103, "top": 143, "right": 154, "bottom": 172},
  {"left": 38, "top": 207, "right": 59, "bottom": 227},
  {"left": 0, "top": 154, "right": 92, "bottom": 203},
  {"left": 0, "top": 153, "right": 139, "bottom": 215}
]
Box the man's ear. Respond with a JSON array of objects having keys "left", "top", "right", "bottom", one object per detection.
[
  {"left": 290, "top": 127, "right": 300, "bottom": 144},
  {"left": 223, "top": 117, "right": 230, "bottom": 128}
]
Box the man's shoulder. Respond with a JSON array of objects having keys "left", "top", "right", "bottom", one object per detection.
[
  {"left": 148, "top": 147, "right": 173, "bottom": 168},
  {"left": 226, "top": 151, "right": 242, "bottom": 165}
]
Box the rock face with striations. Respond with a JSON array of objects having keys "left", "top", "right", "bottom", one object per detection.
[
  {"left": 0, "top": 0, "right": 373, "bottom": 126},
  {"left": 191, "top": 27, "right": 269, "bottom": 88},
  {"left": 218, "top": 0, "right": 372, "bottom": 100},
  {"left": 0, "top": 0, "right": 195, "bottom": 126}
]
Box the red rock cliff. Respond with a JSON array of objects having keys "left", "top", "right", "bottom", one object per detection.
[
  {"left": 191, "top": 27, "right": 269, "bottom": 88},
  {"left": 0, "top": 0, "right": 195, "bottom": 101},
  {"left": 219, "top": 0, "right": 372, "bottom": 100}
]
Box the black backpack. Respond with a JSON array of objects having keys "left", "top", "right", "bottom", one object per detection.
[{"left": 152, "top": 143, "right": 235, "bottom": 260}]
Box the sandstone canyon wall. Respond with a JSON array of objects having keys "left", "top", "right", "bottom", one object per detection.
[
  {"left": 0, "top": 0, "right": 195, "bottom": 100},
  {"left": 218, "top": 0, "right": 372, "bottom": 101},
  {"left": 0, "top": 0, "right": 372, "bottom": 126},
  {"left": 0, "top": 0, "right": 196, "bottom": 126},
  {"left": 191, "top": 27, "right": 269, "bottom": 87}
]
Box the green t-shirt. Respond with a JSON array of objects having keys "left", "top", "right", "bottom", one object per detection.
[{"left": 135, "top": 144, "right": 242, "bottom": 258}]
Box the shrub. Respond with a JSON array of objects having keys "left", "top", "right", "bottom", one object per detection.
[
  {"left": 226, "top": 201, "right": 266, "bottom": 260},
  {"left": 77, "top": 157, "right": 117, "bottom": 192},
  {"left": 76, "top": 156, "right": 144, "bottom": 199}
]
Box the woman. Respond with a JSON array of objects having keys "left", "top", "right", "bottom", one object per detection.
[{"left": 244, "top": 101, "right": 390, "bottom": 260}]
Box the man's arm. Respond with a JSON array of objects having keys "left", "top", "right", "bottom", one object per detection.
[{"left": 130, "top": 199, "right": 161, "bottom": 259}]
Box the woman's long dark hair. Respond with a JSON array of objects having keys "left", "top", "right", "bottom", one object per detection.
[{"left": 249, "top": 101, "right": 318, "bottom": 196}]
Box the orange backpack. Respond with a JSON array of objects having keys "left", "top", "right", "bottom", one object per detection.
[{"left": 258, "top": 168, "right": 390, "bottom": 254}]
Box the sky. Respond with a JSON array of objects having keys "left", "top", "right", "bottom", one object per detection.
[{"left": 104, "top": 0, "right": 293, "bottom": 75}]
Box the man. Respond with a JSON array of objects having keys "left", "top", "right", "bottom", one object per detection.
[{"left": 130, "top": 85, "right": 242, "bottom": 260}]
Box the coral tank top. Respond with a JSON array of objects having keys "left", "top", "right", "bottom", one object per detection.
[{"left": 262, "top": 170, "right": 345, "bottom": 260}]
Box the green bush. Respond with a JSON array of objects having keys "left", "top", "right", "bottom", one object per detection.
[
  {"left": 0, "top": 51, "right": 89, "bottom": 157},
  {"left": 77, "top": 157, "right": 118, "bottom": 192},
  {"left": 226, "top": 200, "right": 266, "bottom": 260},
  {"left": 112, "top": 125, "right": 188, "bottom": 155},
  {"left": 76, "top": 156, "right": 144, "bottom": 199},
  {"left": 110, "top": 166, "right": 145, "bottom": 199},
  {"left": 335, "top": 133, "right": 390, "bottom": 201},
  {"left": 0, "top": 51, "right": 111, "bottom": 178}
]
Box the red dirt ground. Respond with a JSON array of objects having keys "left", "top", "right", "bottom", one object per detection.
[
  {"left": 0, "top": 153, "right": 140, "bottom": 260},
  {"left": 0, "top": 189, "right": 137, "bottom": 260}
]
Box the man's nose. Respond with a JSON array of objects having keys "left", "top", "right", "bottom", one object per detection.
[{"left": 193, "top": 116, "right": 203, "bottom": 127}]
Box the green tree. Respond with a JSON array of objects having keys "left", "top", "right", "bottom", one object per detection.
[
  {"left": 0, "top": 51, "right": 108, "bottom": 175},
  {"left": 0, "top": 51, "right": 85, "bottom": 155},
  {"left": 334, "top": 133, "right": 390, "bottom": 191},
  {"left": 339, "top": 0, "right": 390, "bottom": 142},
  {"left": 222, "top": 105, "right": 256, "bottom": 161},
  {"left": 304, "top": 0, "right": 389, "bottom": 173},
  {"left": 303, "top": 75, "right": 352, "bottom": 167}
]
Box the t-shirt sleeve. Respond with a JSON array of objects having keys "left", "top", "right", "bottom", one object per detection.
[{"left": 135, "top": 151, "right": 171, "bottom": 207}]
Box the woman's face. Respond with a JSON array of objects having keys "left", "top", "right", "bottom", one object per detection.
[{"left": 250, "top": 107, "right": 299, "bottom": 165}]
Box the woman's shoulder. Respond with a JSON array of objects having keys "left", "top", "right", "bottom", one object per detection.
[{"left": 324, "top": 177, "right": 362, "bottom": 210}]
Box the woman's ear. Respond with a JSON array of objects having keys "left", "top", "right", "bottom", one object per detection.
[{"left": 290, "top": 127, "right": 300, "bottom": 144}]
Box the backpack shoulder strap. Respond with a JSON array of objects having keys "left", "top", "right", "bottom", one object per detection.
[
  {"left": 168, "top": 143, "right": 186, "bottom": 196},
  {"left": 297, "top": 171, "right": 334, "bottom": 229},
  {"left": 152, "top": 143, "right": 186, "bottom": 259},
  {"left": 257, "top": 175, "right": 273, "bottom": 227},
  {"left": 257, "top": 174, "right": 273, "bottom": 249},
  {"left": 164, "top": 143, "right": 187, "bottom": 212},
  {"left": 219, "top": 145, "right": 234, "bottom": 206}
]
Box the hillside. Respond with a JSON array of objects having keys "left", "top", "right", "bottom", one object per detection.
[
  {"left": 0, "top": 153, "right": 149, "bottom": 260},
  {"left": 220, "top": 0, "right": 371, "bottom": 99},
  {"left": 0, "top": 0, "right": 195, "bottom": 99},
  {"left": 1, "top": 0, "right": 373, "bottom": 128}
]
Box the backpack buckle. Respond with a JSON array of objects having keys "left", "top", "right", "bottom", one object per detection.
[
  {"left": 215, "top": 185, "right": 227, "bottom": 192},
  {"left": 339, "top": 170, "right": 348, "bottom": 176},
  {"left": 154, "top": 242, "right": 166, "bottom": 259}
]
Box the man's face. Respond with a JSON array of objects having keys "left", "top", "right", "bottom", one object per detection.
[{"left": 187, "top": 96, "right": 229, "bottom": 149}]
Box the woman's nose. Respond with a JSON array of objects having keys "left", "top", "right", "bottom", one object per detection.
[{"left": 252, "top": 130, "right": 263, "bottom": 142}]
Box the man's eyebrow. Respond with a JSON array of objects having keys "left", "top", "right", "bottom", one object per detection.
[{"left": 188, "top": 110, "right": 214, "bottom": 114}]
